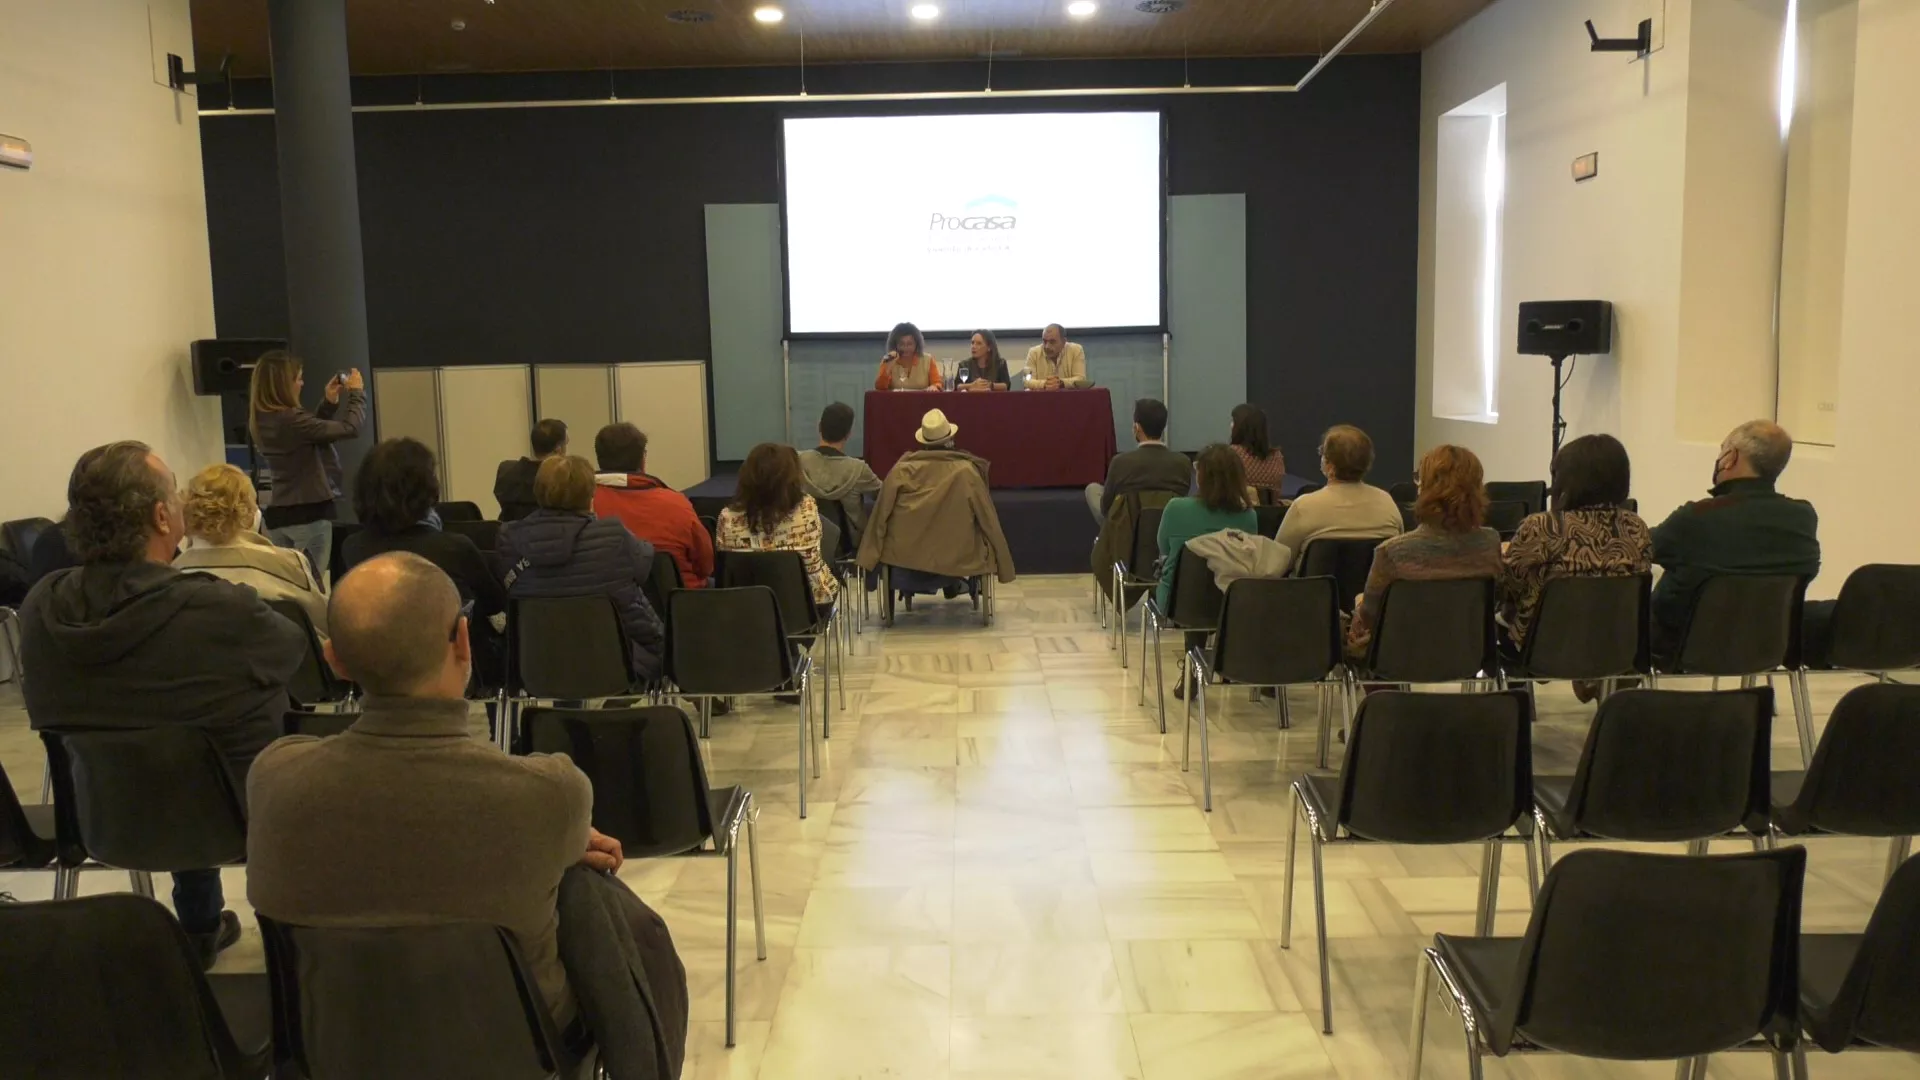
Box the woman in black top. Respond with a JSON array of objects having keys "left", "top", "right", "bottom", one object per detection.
[
  {"left": 341, "top": 438, "right": 508, "bottom": 685},
  {"left": 955, "top": 330, "right": 1011, "bottom": 392}
]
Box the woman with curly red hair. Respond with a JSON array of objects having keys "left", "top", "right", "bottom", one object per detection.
[{"left": 1346, "top": 444, "right": 1502, "bottom": 656}]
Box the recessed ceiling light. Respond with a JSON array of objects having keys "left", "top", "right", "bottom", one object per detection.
[
  {"left": 753, "top": 5, "right": 784, "bottom": 22},
  {"left": 910, "top": 3, "right": 940, "bottom": 20},
  {"left": 1068, "top": 1, "right": 1097, "bottom": 15},
  {"left": 665, "top": 8, "right": 715, "bottom": 23}
]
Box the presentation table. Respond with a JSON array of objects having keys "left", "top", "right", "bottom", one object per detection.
[{"left": 863, "top": 388, "right": 1118, "bottom": 489}]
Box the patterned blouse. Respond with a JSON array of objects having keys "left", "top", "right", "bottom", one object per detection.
[
  {"left": 1499, "top": 506, "right": 1652, "bottom": 647},
  {"left": 716, "top": 495, "right": 840, "bottom": 604},
  {"left": 1234, "top": 445, "right": 1287, "bottom": 499},
  {"left": 1347, "top": 524, "right": 1504, "bottom": 655}
]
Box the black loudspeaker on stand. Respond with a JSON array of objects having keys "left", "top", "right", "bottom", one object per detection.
[
  {"left": 192, "top": 338, "right": 287, "bottom": 490},
  {"left": 1516, "top": 301, "right": 1612, "bottom": 460}
]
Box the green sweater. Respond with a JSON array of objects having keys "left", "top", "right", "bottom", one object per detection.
[
  {"left": 1156, "top": 497, "right": 1258, "bottom": 611},
  {"left": 1649, "top": 476, "right": 1820, "bottom": 650}
]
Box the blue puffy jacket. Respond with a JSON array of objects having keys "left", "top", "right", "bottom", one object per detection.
[{"left": 498, "top": 509, "right": 665, "bottom": 681}]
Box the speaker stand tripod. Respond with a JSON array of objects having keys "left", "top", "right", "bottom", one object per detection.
[{"left": 1549, "top": 354, "right": 1572, "bottom": 461}]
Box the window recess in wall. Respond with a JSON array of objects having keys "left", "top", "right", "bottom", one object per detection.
[{"left": 1432, "top": 84, "right": 1507, "bottom": 423}]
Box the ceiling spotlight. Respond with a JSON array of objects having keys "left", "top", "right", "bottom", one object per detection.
[
  {"left": 754, "top": 5, "right": 784, "bottom": 22},
  {"left": 450, "top": 17, "right": 467, "bottom": 30},
  {"left": 1068, "top": 0, "right": 1097, "bottom": 14},
  {"left": 910, "top": 3, "right": 940, "bottom": 20}
]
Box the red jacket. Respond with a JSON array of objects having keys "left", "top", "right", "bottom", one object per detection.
[{"left": 592, "top": 473, "right": 714, "bottom": 588}]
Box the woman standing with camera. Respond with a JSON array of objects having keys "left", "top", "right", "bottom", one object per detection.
[{"left": 249, "top": 350, "right": 365, "bottom": 586}]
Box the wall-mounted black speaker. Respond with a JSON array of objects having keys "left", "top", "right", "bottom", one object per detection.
[
  {"left": 192, "top": 338, "right": 287, "bottom": 396},
  {"left": 1516, "top": 300, "right": 1613, "bottom": 357}
]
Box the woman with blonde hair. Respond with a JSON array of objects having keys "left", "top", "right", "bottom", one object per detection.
[
  {"left": 249, "top": 349, "right": 365, "bottom": 583},
  {"left": 1346, "top": 444, "right": 1502, "bottom": 657},
  {"left": 174, "top": 463, "right": 330, "bottom": 634}
]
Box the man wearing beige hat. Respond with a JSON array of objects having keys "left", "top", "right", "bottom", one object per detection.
[{"left": 856, "top": 408, "right": 1016, "bottom": 600}]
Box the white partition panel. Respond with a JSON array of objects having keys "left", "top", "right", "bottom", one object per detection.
[
  {"left": 534, "top": 366, "right": 616, "bottom": 456},
  {"left": 438, "top": 365, "right": 532, "bottom": 518},
  {"left": 372, "top": 368, "right": 442, "bottom": 454},
  {"left": 614, "top": 361, "right": 710, "bottom": 491}
]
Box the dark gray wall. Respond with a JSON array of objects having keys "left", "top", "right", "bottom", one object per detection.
[{"left": 198, "top": 54, "right": 1420, "bottom": 480}]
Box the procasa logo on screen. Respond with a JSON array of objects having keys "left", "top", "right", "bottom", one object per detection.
[{"left": 929, "top": 194, "right": 1018, "bottom": 231}]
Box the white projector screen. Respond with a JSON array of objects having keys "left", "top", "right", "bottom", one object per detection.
[{"left": 781, "top": 111, "right": 1164, "bottom": 335}]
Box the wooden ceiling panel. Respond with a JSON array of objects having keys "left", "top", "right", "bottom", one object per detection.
[{"left": 190, "top": 0, "right": 1493, "bottom": 79}]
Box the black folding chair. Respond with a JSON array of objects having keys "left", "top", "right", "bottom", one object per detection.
[
  {"left": 1354, "top": 578, "right": 1501, "bottom": 711},
  {"left": 1654, "top": 574, "right": 1815, "bottom": 765},
  {"left": 879, "top": 563, "right": 995, "bottom": 628},
  {"left": 434, "top": 500, "right": 484, "bottom": 524},
  {"left": 523, "top": 705, "right": 766, "bottom": 1047},
  {"left": 0, "top": 894, "right": 272, "bottom": 1079},
  {"left": 1141, "top": 546, "right": 1224, "bottom": 736},
  {"left": 1285, "top": 690, "right": 1535, "bottom": 1034},
  {"left": 259, "top": 915, "right": 587, "bottom": 1080},
  {"left": 1757, "top": 682, "right": 1920, "bottom": 886},
  {"left": 1107, "top": 505, "right": 1165, "bottom": 668},
  {"left": 1297, "top": 537, "right": 1385, "bottom": 617},
  {"left": 1797, "top": 852, "right": 1920, "bottom": 1062},
  {"left": 266, "top": 598, "right": 356, "bottom": 713},
  {"left": 41, "top": 727, "right": 249, "bottom": 903},
  {"left": 1388, "top": 481, "right": 1419, "bottom": 505},
  {"left": 1409, "top": 847, "right": 1805, "bottom": 1080},
  {"left": 717, "top": 549, "right": 841, "bottom": 735},
  {"left": 817, "top": 498, "right": 868, "bottom": 636},
  {"left": 1531, "top": 688, "right": 1773, "bottom": 881},
  {"left": 327, "top": 521, "right": 359, "bottom": 584},
  {"left": 1503, "top": 573, "right": 1651, "bottom": 690},
  {"left": 1816, "top": 563, "right": 1920, "bottom": 675},
  {"left": 282, "top": 710, "right": 358, "bottom": 739},
  {"left": 446, "top": 519, "right": 502, "bottom": 552},
  {"left": 1253, "top": 503, "right": 1286, "bottom": 536},
  {"left": 1486, "top": 480, "right": 1547, "bottom": 516},
  {"left": 0, "top": 759, "right": 56, "bottom": 873},
  {"left": 669, "top": 586, "right": 819, "bottom": 816},
  {"left": 498, "top": 595, "right": 638, "bottom": 752},
  {"left": 0, "top": 603, "right": 22, "bottom": 690},
  {"left": 1185, "top": 576, "right": 1344, "bottom": 808},
  {"left": 1484, "top": 500, "right": 1530, "bottom": 541}
]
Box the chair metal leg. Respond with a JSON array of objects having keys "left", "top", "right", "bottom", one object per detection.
[
  {"left": 53, "top": 866, "right": 75, "bottom": 900},
  {"left": 1180, "top": 661, "right": 1194, "bottom": 771},
  {"left": 1195, "top": 654, "right": 1213, "bottom": 813},
  {"left": 1312, "top": 831, "right": 1332, "bottom": 1034},
  {"left": 797, "top": 674, "right": 811, "bottom": 820},
  {"left": 1119, "top": 584, "right": 1131, "bottom": 668},
  {"left": 1316, "top": 684, "right": 1333, "bottom": 770},
  {"left": 1790, "top": 668, "right": 1816, "bottom": 767},
  {"left": 746, "top": 809, "right": 768, "bottom": 962},
  {"left": 1407, "top": 954, "right": 1433, "bottom": 1080},
  {"left": 1534, "top": 808, "right": 1554, "bottom": 878},
  {"left": 1152, "top": 617, "right": 1168, "bottom": 735},
  {"left": 1277, "top": 688, "right": 1291, "bottom": 730},
  {"left": 41, "top": 760, "right": 51, "bottom": 804},
  {"left": 1687, "top": 837, "right": 1711, "bottom": 856},
  {"left": 1889, "top": 836, "right": 1914, "bottom": 884},
  {"left": 699, "top": 696, "right": 711, "bottom": 740},
  {"left": 1476, "top": 840, "right": 1501, "bottom": 937},
  {"left": 1677, "top": 1055, "right": 1708, "bottom": 1080},
  {"left": 1281, "top": 785, "right": 1299, "bottom": 948},
  {"left": 725, "top": 834, "right": 739, "bottom": 1048},
  {"left": 1769, "top": 1048, "right": 1793, "bottom": 1080},
  {"left": 1521, "top": 832, "right": 1539, "bottom": 902},
  {"left": 131, "top": 870, "right": 155, "bottom": 899},
  {"left": 1790, "top": 1044, "right": 1810, "bottom": 1080}
]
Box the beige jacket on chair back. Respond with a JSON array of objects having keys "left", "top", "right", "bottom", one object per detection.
[
  {"left": 857, "top": 450, "right": 1016, "bottom": 582},
  {"left": 174, "top": 531, "right": 330, "bottom": 635}
]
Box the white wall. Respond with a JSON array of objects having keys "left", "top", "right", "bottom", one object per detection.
[
  {"left": 1419, "top": 0, "right": 1920, "bottom": 597},
  {"left": 0, "top": 0, "right": 221, "bottom": 519}
]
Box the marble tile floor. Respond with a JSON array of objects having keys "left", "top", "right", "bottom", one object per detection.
[{"left": 2, "top": 574, "right": 1915, "bottom": 1079}]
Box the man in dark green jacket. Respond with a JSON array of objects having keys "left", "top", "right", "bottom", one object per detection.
[{"left": 1650, "top": 420, "right": 1819, "bottom": 660}]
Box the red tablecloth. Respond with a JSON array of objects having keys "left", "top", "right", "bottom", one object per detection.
[{"left": 864, "top": 388, "right": 1117, "bottom": 489}]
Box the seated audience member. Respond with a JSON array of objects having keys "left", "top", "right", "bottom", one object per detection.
[
  {"left": 247, "top": 552, "right": 688, "bottom": 1046},
  {"left": 341, "top": 438, "right": 507, "bottom": 683},
  {"left": 498, "top": 455, "right": 665, "bottom": 682},
  {"left": 1229, "top": 404, "right": 1287, "bottom": 502},
  {"left": 1273, "top": 424, "right": 1403, "bottom": 571},
  {"left": 1347, "top": 444, "right": 1502, "bottom": 658},
  {"left": 799, "top": 402, "right": 882, "bottom": 550},
  {"left": 857, "top": 409, "right": 1016, "bottom": 597},
  {"left": 1156, "top": 444, "right": 1259, "bottom": 614},
  {"left": 874, "top": 321, "right": 941, "bottom": 391},
  {"left": 1024, "top": 323, "right": 1088, "bottom": 390},
  {"left": 1087, "top": 397, "right": 1190, "bottom": 525},
  {"left": 591, "top": 422, "right": 714, "bottom": 588},
  {"left": 718, "top": 443, "right": 839, "bottom": 606},
  {"left": 955, "top": 330, "right": 1012, "bottom": 391},
  {"left": 1498, "top": 434, "right": 1652, "bottom": 655},
  {"left": 22, "top": 441, "right": 304, "bottom": 966},
  {"left": 1650, "top": 419, "right": 1819, "bottom": 661},
  {"left": 174, "top": 463, "right": 330, "bottom": 636},
  {"left": 28, "top": 518, "right": 76, "bottom": 586},
  {"left": 495, "top": 418, "right": 569, "bottom": 523}
]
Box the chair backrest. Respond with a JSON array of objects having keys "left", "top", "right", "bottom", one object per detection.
[
  {"left": 259, "top": 915, "right": 566, "bottom": 1080},
  {"left": 435, "top": 501, "right": 484, "bottom": 524},
  {"left": 522, "top": 705, "right": 715, "bottom": 859},
  {"left": 446, "top": 519, "right": 502, "bottom": 552},
  {"left": 1388, "top": 481, "right": 1418, "bottom": 505},
  {"left": 1211, "top": 576, "right": 1341, "bottom": 687},
  {"left": 1490, "top": 847, "right": 1805, "bottom": 1059},
  {"left": 1811, "top": 852, "right": 1920, "bottom": 1053},
  {"left": 817, "top": 515, "right": 842, "bottom": 569},
  {"left": 1164, "top": 546, "right": 1225, "bottom": 629},
  {"left": 1516, "top": 573, "right": 1651, "bottom": 679},
  {"left": 817, "top": 497, "right": 858, "bottom": 560},
  {"left": 0, "top": 759, "right": 53, "bottom": 870},
  {"left": 1295, "top": 482, "right": 1325, "bottom": 498},
  {"left": 668, "top": 586, "right": 793, "bottom": 695},
  {"left": 328, "top": 521, "right": 360, "bottom": 582},
  {"left": 266, "top": 598, "right": 352, "bottom": 707},
  {"left": 1559, "top": 688, "right": 1771, "bottom": 842},
  {"left": 1485, "top": 499, "right": 1530, "bottom": 540},
  {"left": 716, "top": 550, "right": 819, "bottom": 634},
  {"left": 41, "top": 727, "right": 248, "bottom": 872},
  {"left": 688, "top": 494, "right": 731, "bottom": 522},
  {"left": 283, "top": 710, "right": 358, "bottom": 739},
  {"left": 1486, "top": 480, "right": 1547, "bottom": 516},
  {"left": 1365, "top": 577, "right": 1498, "bottom": 683},
  {"left": 1789, "top": 682, "right": 1920, "bottom": 838},
  {"left": 506, "top": 595, "right": 633, "bottom": 700},
  {"left": 1337, "top": 689, "right": 1532, "bottom": 843},
  {"left": 1674, "top": 574, "right": 1805, "bottom": 675},
  {"left": 1297, "top": 537, "right": 1384, "bottom": 616},
  {"left": 1123, "top": 507, "right": 1165, "bottom": 579},
  {"left": 1253, "top": 504, "right": 1286, "bottom": 537},
  {"left": 641, "top": 550, "right": 684, "bottom": 619},
  {"left": 1826, "top": 564, "right": 1920, "bottom": 671},
  {"left": 0, "top": 516, "right": 54, "bottom": 561},
  {"left": 0, "top": 894, "right": 256, "bottom": 1080}
]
